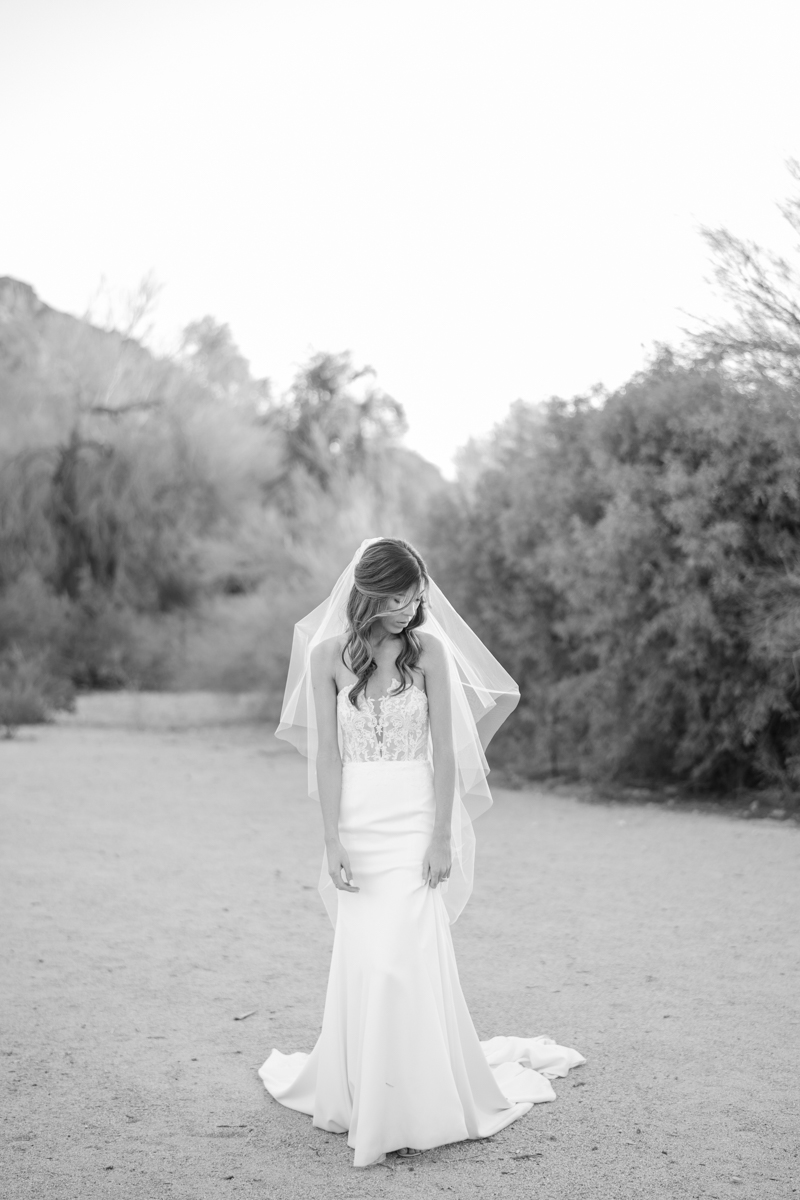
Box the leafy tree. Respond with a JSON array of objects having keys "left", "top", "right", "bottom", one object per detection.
[
  {"left": 0, "top": 278, "right": 445, "bottom": 708},
  {"left": 274, "top": 351, "right": 406, "bottom": 493},
  {"left": 428, "top": 354, "right": 800, "bottom": 793},
  {"left": 179, "top": 315, "right": 271, "bottom": 410}
]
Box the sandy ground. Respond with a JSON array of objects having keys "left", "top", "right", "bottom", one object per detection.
[{"left": 2, "top": 699, "right": 799, "bottom": 1200}]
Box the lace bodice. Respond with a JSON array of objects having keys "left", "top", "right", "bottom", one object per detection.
[{"left": 338, "top": 678, "right": 430, "bottom": 762}]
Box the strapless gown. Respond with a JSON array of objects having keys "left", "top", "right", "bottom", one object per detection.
[{"left": 259, "top": 680, "right": 584, "bottom": 1168}]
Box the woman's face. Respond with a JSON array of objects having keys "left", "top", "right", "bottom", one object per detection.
[{"left": 375, "top": 582, "right": 425, "bottom": 636}]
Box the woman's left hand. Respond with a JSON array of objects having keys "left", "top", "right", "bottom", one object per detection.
[{"left": 423, "top": 834, "right": 452, "bottom": 888}]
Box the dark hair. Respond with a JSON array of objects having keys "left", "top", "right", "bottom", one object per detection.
[{"left": 342, "top": 538, "right": 428, "bottom": 706}]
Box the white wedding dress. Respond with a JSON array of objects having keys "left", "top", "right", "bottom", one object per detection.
[{"left": 259, "top": 679, "right": 585, "bottom": 1168}]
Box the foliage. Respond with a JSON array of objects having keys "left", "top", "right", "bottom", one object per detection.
[
  {"left": 0, "top": 644, "right": 74, "bottom": 737},
  {"left": 426, "top": 167, "right": 800, "bottom": 795},
  {"left": 272, "top": 351, "right": 408, "bottom": 494},
  {"left": 179, "top": 315, "right": 272, "bottom": 411},
  {"left": 426, "top": 354, "right": 800, "bottom": 792},
  {"left": 692, "top": 159, "right": 800, "bottom": 386},
  {"left": 0, "top": 277, "right": 444, "bottom": 723}
]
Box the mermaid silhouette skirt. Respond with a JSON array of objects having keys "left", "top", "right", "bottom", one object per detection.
[{"left": 259, "top": 760, "right": 585, "bottom": 1168}]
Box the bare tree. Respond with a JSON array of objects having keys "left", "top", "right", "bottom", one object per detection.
[{"left": 690, "top": 160, "right": 800, "bottom": 386}]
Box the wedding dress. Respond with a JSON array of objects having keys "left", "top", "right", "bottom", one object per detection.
[{"left": 258, "top": 677, "right": 585, "bottom": 1168}]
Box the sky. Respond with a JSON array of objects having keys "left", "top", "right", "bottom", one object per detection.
[{"left": 2, "top": 0, "right": 799, "bottom": 473}]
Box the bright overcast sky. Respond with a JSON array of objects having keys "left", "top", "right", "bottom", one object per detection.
[{"left": 2, "top": 0, "right": 799, "bottom": 472}]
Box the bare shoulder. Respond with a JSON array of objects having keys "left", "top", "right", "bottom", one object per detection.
[
  {"left": 311, "top": 634, "right": 346, "bottom": 675},
  {"left": 417, "top": 629, "right": 447, "bottom": 673}
]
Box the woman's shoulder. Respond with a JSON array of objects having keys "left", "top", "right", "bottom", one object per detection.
[
  {"left": 310, "top": 633, "right": 347, "bottom": 671},
  {"left": 416, "top": 629, "right": 447, "bottom": 669}
]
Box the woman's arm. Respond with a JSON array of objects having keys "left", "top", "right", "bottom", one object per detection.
[
  {"left": 310, "top": 641, "right": 359, "bottom": 893},
  {"left": 421, "top": 634, "right": 455, "bottom": 889}
]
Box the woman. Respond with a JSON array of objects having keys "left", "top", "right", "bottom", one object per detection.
[{"left": 259, "top": 538, "right": 584, "bottom": 1168}]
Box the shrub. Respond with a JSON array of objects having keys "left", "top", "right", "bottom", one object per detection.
[
  {"left": 426, "top": 359, "right": 800, "bottom": 793},
  {"left": 0, "top": 644, "right": 74, "bottom": 737}
]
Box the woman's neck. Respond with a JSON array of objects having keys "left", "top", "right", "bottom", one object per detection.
[{"left": 369, "top": 628, "right": 398, "bottom": 651}]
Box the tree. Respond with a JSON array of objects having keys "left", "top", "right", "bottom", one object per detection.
[
  {"left": 692, "top": 160, "right": 800, "bottom": 386},
  {"left": 276, "top": 351, "right": 406, "bottom": 492},
  {"left": 179, "top": 316, "right": 271, "bottom": 410},
  {"left": 427, "top": 354, "right": 800, "bottom": 793},
  {"left": 0, "top": 277, "right": 444, "bottom": 703}
]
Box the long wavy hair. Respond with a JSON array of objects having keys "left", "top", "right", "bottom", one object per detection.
[{"left": 342, "top": 538, "right": 428, "bottom": 706}]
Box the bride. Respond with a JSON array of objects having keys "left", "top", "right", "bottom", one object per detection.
[{"left": 259, "top": 537, "right": 584, "bottom": 1167}]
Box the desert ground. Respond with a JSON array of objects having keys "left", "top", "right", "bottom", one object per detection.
[{"left": 2, "top": 695, "right": 798, "bottom": 1200}]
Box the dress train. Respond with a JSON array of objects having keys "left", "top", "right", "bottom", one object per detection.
[{"left": 259, "top": 760, "right": 584, "bottom": 1168}]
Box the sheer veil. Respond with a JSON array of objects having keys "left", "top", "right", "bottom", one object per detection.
[{"left": 275, "top": 537, "right": 520, "bottom": 925}]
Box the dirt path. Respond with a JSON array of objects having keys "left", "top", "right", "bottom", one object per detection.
[{"left": 2, "top": 713, "right": 798, "bottom": 1200}]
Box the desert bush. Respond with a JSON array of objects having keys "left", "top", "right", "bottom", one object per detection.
[
  {"left": 0, "top": 284, "right": 444, "bottom": 704},
  {"left": 426, "top": 355, "right": 800, "bottom": 792},
  {"left": 0, "top": 644, "right": 74, "bottom": 736}
]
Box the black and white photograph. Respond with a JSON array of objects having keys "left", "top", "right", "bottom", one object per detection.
[{"left": 2, "top": 2, "right": 799, "bottom": 1197}]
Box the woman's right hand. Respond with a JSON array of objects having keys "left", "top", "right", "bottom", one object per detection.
[{"left": 326, "top": 840, "right": 360, "bottom": 893}]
